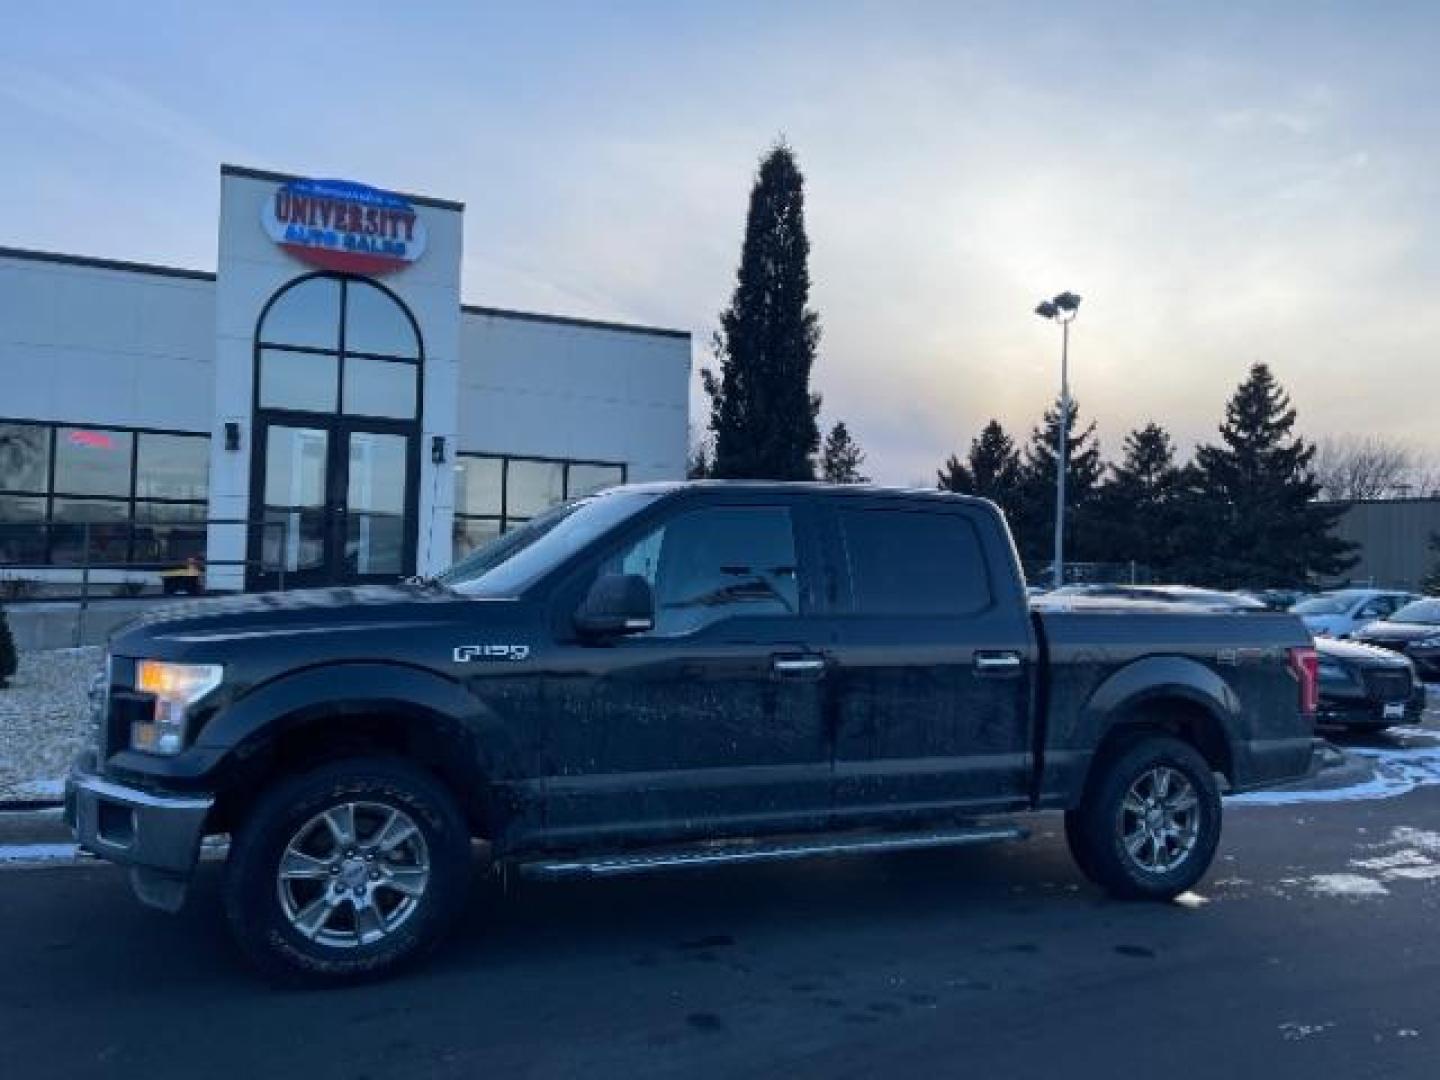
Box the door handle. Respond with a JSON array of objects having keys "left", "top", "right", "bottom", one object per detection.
[
  {"left": 974, "top": 652, "right": 1023, "bottom": 677},
  {"left": 772, "top": 655, "right": 827, "bottom": 679}
]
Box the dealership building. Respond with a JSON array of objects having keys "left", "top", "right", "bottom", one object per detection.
[{"left": 0, "top": 165, "right": 691, "bottom": 592}]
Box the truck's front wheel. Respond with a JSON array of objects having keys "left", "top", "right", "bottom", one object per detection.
[
  {"left": 223, "top": 757, "right": 472, "bottom": 985},
  {"left": 1065, "top": 735, "right": 1221, "bottom": 901}
]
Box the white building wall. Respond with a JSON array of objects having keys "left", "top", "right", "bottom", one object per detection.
[
  {"left": 0, "top": 253, "right": 214, "bottom": 432},
  {"left": 457, "top": 311, "right": 690, "bottom": 483}
]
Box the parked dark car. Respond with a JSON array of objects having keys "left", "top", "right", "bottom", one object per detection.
[
  {"left": 1313, "top": 637, "right": 1424, "bottom": 731},
  {"left": 67, "top": 482, "right": 1320, "bottom": 983},
  {"left": 1352, "top": 597, "right": 1440, "bottom": 680}
]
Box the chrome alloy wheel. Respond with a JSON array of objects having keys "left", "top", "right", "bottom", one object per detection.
[
  {"left": 1117, "top": 766, "right": 1200, "bottom": 874},
  {"left": 276, "top": 802, "right": 431, "bottom": 948}
]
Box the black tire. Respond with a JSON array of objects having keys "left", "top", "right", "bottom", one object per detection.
[
  {"left": 1067, "top": 735, "right": 1222, "bottom": 901},
  {"left": 224, "top": 756, "right": 472, "bottom": 985}
]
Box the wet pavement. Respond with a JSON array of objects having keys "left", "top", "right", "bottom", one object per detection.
[{"left": 4, "top": 723, "right": 1440, "bottom": 1078}]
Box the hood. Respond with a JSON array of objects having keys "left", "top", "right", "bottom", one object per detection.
[
  {"left": 107, "top": 582, "right": 514, "bottom": 659},
  {"left": 1314, "top": 636, "right": 1413, "bottom": 667}
]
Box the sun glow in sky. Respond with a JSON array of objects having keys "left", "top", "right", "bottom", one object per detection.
[{"left": 3, "top": 1, "right": 1437, "bottom": 483}]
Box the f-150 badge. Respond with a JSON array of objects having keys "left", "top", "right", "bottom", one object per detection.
[{"left": 454, "top": 644, "right": 531, "bottom": 662}]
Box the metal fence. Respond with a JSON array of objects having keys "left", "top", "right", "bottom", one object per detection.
[
  {"left": 1022, "top": 561, "right": 1156, "bottom": 589},
  {"left": 0, "top": 517, "right": 296, "bottom": 641}
]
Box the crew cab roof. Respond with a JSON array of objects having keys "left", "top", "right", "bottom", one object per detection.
[{"left": 612, "top": 480, "right": 995, "bottom": 508}]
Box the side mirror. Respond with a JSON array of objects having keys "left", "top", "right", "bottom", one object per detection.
[{"left": 575, "top": 573, "right": 655, "bottom": 637}]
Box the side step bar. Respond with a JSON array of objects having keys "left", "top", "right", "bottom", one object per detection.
[{"left": 519, "top": 824, "right": 1028, "bottom": 881}]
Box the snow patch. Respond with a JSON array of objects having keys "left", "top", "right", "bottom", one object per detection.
[
  {"left": 1230, "top": 746, "right": 1440, "bottom": 807},
  {"left": 1305, "top": 873, "right": 1388, "bottom": 898},
  {"left": 1279, "top": 1021, "right": 1336, "bottom": 1041}
]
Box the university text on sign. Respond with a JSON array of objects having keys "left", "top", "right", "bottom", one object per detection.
[{"left": 262, "top": 178, "right": 427, "bottom": 275}]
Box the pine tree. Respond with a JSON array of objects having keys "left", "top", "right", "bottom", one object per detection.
[
  {"left": 703, "top": 142, "right": 822, "bottom": 479},
  {"left": 937, "top": 420, "right": 1022, "bottom": 516},
  {"left": 0, "top": 606, "right": 16, "bottom": 689},
  {"left": 1012, "top": 398, "right": 1104, "bottom": 567},
  {"left": 1093, "top": 422, "right": 1183, "bottom": 576},
  {"left": 1187, "top": 363, "right": 1355, "bottom": 587},
  {"left": 819, "top": 421, "right": 869, "bottom": 484}
]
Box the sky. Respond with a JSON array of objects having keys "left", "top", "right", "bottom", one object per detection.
[{"left": 2, "top": 1, "right": 1438, "bottom": 484}]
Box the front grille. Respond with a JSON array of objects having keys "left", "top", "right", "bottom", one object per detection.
[{"left": 1363, "top": 668, "right": 1413, "bottom": 703}]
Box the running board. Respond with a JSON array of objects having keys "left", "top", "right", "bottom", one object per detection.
[{"left": 519, "top": 824, "right": 1028, "bottom": 881}]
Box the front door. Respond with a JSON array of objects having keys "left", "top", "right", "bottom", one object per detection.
[
  {"left": 250, "top": 419, "right": 417, "bottom": 589},
  {"left": 537, "top": 497, "right": 833, "bottom": 846}
]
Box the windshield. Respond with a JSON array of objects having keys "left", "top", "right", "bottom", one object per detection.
[
  {"left": 1389, "top": 599, "right": 1440, "bottom": 625},
  {"left": 437, "top": 489, "right": 663, "bottom": 597},
  {"left": 1291, "top": 592, "right": 1364, "bottom": 616}
]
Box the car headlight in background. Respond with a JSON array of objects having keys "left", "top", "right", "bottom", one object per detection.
[
  {"left": 131, "top": 660, "right": 223, "bottom": 756},
  {"left": 1315, "top": 659, "right": 1350, "bottom": 684},
  {"left": 1416, "top": 636, "right": 1440, "bottom": 649}
]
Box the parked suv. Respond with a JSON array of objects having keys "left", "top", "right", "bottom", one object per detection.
[
  {"left": 67, "top": 483, "right": 1320, "bottom": 983},
  {"left": 1291, "top": 588, "right": 1418, "bottom": 639}
]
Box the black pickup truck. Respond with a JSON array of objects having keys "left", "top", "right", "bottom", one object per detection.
[{"left": 66, "top": 482, "right": 1320, "bottom": 982}]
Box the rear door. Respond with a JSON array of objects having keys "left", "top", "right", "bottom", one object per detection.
[{"left": 823, "top": 496, "right": 1036, "bottom": 822}]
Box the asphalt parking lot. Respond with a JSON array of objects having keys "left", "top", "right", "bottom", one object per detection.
[{"left": 4, "top": 722, "right": 1440, "bottom": 1080}]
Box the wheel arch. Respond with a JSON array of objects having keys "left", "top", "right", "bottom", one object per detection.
[{"left": 198, "top": 662, "right": 529, "bottom": 841}]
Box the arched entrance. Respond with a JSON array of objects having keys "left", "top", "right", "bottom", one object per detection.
[{"left": 246, "top": 273, "right": 423, "bottom": 589}]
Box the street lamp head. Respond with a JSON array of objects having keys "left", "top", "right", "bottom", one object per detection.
[
  {"left": 1034, "top": 300, "right": 1058, "bottom": 319},
  {"left": 1053, "top": 291, "right": 1082, "bottom": 313}
]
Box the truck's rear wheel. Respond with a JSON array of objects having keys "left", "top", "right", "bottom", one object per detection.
[
  {"left": 1066, "top": 735, "right": 1221, "bottom": 901},
  {"left": 224, "top": 757, "right": 472, "bottom": 985}
]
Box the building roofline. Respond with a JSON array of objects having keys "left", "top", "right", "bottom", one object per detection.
[
  {"left": 220, "top": 164, "right": 465, "bottom": 213},
  {"left": 462, "top": 303, "right": 691, "bottom": 342},
  {"left": 0, "top": 245, "right": 215, "bottom": 282}
]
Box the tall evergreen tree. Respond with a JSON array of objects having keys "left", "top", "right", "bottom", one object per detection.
[
  {"left": 1092, "top": 422, "right": 1183, "bottom": 576},
  {"left": 702, "top": 142, "right": 822, "bottom": 479},
  {"left": 937, "top": 420, "right": 1023, "bottom": 516},
  {"left": 1186, "top": 363, "right": 1355, "bottom": 587},
  {"left": 819, "top": 421, "right": 869, "bottom": 484},
  {"left": 1012, "top": 398, "right": 1104, "bottom": 567}
]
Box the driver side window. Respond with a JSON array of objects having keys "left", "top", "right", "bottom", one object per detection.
[{"left": 600, "top": 505, "right": 800, "bottom": 637}]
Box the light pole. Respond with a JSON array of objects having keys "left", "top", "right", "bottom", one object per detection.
[{"left": 1034, "top": 291, "right": 1082, "bottom": 589}]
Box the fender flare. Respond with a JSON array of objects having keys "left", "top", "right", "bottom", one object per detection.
[{"left": 195, "top": 662, "right": 529, "bottom": 795}]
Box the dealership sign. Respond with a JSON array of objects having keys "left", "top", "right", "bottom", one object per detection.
[{"left": 262, "top": 178, "right": 426, "bottom": 275}]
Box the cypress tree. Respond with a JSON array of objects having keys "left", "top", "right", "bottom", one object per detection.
[
  {"left": 1188, "top": 363, "right": 1355, "bottom": 587},
  {"left": 703, "top": 143, "right": 822, "bottom": 479}
]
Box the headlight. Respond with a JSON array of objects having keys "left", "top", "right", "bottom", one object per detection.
[
  {"left": 1417, "top": 636, "right": 1440, "bottom": 649},
  {"left": 131, "top": 660, "right": 223, "bottom": 756},
  {"left": 1316, "top": 659, "right": 1350, "bottom": 684}
]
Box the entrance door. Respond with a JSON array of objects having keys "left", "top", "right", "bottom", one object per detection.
[{"left": 251, "top": 420, "right": 416, "bottom": 589}]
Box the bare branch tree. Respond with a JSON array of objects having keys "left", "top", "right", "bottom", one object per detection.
[{"left": 1313, "top": 435, "right": 1423, "bottom": 501}]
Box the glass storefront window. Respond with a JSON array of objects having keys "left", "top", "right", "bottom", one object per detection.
[
  {"left": 455, "top": 456, "right": 503, "bottom": 517},
  {"left": 0, "top": 423, "right": 49, "bottom": 492},
  {"left": 345, "top": 281, "right": 419, "bottom": 357},
  {"left": 136, "top": 433, "right": 209, "bottom": 500},
  {"left": 54, "top": 427, "right": 133, "bottom": 498},
  {"left": 567, "top": 462, "right": 626, "bottom": 499},
  {"left": 343, "top": 357, "right": 417, "bottom": 419},
  {"left": 259, "top": 276, "right": 341, "bottom": 349},
  {"left": 132, "top": 502, "right": 206, "bottom": 563},
  {"left": 260, "top": 348, "right": 339, "bottom": 412},
  {"left": 0, "top": 495, "right": 47, "bottom": 563},
  {"left": 453, "top": 517, "right": 502, "bottom": 560},
  {"left": 263, "top": 427, "right": 328, "bottom": 508},
  {"left": 506, "top": 459, "right": 565, "bottom": 519}
]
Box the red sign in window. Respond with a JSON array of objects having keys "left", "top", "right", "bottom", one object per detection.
[{"left": 68, "top": 430, "right": 115, "bottom": 450}]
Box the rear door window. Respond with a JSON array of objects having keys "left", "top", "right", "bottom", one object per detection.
[{"left": 839, "top": 508, "right": 991, "bottom": 616}]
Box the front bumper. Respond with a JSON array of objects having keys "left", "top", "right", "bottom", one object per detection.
[
  {"left": 64, "top": 754, "right": 214, "bottom": 911},
  {"left": 1315, "top": 687, "right": 1425, "bottom": 728}
]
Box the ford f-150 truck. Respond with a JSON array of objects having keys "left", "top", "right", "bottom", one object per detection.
[{"left": 66, "top": 482, "right": 1320, "bottom": 983}]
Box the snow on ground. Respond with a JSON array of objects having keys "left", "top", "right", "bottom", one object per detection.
[{"left": 1230, "top": 738, "right": 1440, "bottom": 808}]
